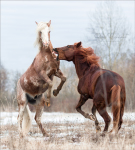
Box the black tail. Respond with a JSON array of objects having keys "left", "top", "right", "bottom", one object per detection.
[
  {"left": 26, "top": 93, "right": 37, "bottom": 104},
  {"left": 26, "top": 93, "right": 42, "bottom": 105}
]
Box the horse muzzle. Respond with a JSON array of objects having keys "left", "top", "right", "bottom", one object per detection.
[
  {"left": 43, "top": 41, "right": 49, "bottom": 47},
  {"left": 53, "top": 48, "right": 59, "bottom": 61},
  {"left": 53, "top": 48, "right": 58, "bottom": 53}
]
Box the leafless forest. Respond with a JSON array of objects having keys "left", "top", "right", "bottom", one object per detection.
[{"left": 0, "top": 50, "right": 135, "bottom": 113}]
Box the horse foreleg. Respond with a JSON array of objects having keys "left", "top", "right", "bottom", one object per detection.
[
  {"left": 53, "top": 69, "right": 66, "bottom": 96},
  {"left": 76, "top": 95, "right": 95, "bottom": 121},
  {"left": 40, "top": 71, "right": 53, "bottom": 105},
  {"left": 92, "top": 104, "right": 101, "bottom": 133},
  {"left": 44, "top": 75, "right": 54, "bottom": 107},
  {"left": 35, "top": 99, "right": 49, "bottom": 137}
]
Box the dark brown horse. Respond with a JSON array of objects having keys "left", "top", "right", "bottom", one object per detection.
[
  {"left": 17, "top": 21, "right": 66, "bottom": 137},
  {"left": 53, "top": 42, "right": 126, "bottom": 135}
]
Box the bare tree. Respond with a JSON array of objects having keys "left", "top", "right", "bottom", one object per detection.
[
  {"left": 0, "top": 64, "right": 9, "bottom": 110},
  {"left": 0, "top": 64, "right": 8, "bottom": 92},
  {"left": 10, "top": 71, "right": 21, "bottom": 94},
  {"left": 86, "top": 1, "right": 130, "bottom": 70}
]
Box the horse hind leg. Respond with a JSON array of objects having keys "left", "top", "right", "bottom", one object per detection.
[
  {"left": 91, "top": 104, "right": 101, "bottom": 133},
  {"left": 18, "top": 104, "right": 26, "bottom": 135},
  {"left": 35, "top": 98, "right": 49, "bottom": 137},
  {"left": 98, "top": 107, "right": 111, "bottom": 136},
  {"left": 17, "top": 80, "right": 28, "bottom": 137},
  {"left": 94, "top": 98, "right": 111, "bottom": 135}
]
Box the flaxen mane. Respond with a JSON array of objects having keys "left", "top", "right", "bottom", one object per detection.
[{"left": 74, "top": 43, "right": 100, "bottom": 66}]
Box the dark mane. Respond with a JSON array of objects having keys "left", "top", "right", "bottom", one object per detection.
[{"left": 74, "top": 43, "right": 100, "bottom": 67}]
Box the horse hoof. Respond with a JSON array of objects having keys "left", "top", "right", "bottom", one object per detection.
[
  {"left": 45, "top": 102, "right": 50, "bottom": 107},
  {"left": 109, "top": 130, "right": 117, "bottom": 136},
  {"left": 96, "top": 126, "right": 101, "bottom": 133},
  {"left": 53, "top": 89, "right": 58, "bottom": 96},
  {"left": 43, "top": 132, "right": 49, "bottom": 137},
  {"left": 19, "top": 131, "right": 25, "bottom": 138},
  {"left": 89, "top": 114, "right": 96, "bottom": 121},
  {"left": 100, "top": 131, "right": 107, "bottom": 137}
]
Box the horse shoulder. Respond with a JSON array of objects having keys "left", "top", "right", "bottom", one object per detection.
[
  {"left": 77, "top": 75, "right": 90, "bottom": 95},
  {"left": 33, "top": 55, "right": 48, "bottom": 73}
]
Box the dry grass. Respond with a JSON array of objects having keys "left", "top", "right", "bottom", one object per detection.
[{"left": 1, "top": 120, "right": 135, "bottom": 150}]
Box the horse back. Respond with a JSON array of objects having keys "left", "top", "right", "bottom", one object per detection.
[
  {"left": 78, "top": 68, "right": 125, "bottom": 100},
  {"left": 95, "top": 69, "right": 125, "bottom": 90}
]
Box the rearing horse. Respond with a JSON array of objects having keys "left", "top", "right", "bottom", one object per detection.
[
  {"left": 53, "top": 42, "right": 126, "bottom": 135},
  {"left": 17, "top": 21, "right": 66, "bottom": 137}
]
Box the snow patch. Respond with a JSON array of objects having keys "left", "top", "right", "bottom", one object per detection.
[{"left": 0, "top": 112, "right": 135, "bottom": 125}]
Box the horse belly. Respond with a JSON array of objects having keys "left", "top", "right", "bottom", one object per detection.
[{"left": 20, "top": 75, "right": 48, "bottom": 96}]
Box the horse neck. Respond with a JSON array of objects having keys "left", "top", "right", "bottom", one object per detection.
[
  {"left": 73, "top": 56, "right": 89, "bottom": 79},
  {"left": 73, "top": 56, "right": 100, "bottom": 79},
  {"left": 39, "top": 44, "right": 52, "bottom": 56},
  {"left": 39, "top": 40, "right": 52, "bottom": 52}
]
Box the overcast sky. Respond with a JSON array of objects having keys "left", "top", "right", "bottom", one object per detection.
[{"left": 1, "top": 1, "right": 134, "bottom": 72}]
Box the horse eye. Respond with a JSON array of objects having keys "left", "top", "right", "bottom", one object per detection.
[{"left": 67, "top": 45, "right": 69, "bottom": 48}]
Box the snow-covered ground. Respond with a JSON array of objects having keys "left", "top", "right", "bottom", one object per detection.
[
  {"left": 0, "top": 112, "right": 135, "bottom": 125},
  {"left": 1, "top": 112, "right": 135, "bottom": 150}
]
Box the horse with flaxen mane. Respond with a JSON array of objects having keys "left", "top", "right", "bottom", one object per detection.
[
  {"left": 53, "top": 42, "right": 126, "bottom": 135},
  {"left": 17, "top": 20, "right": 66, "bottom": 137}
]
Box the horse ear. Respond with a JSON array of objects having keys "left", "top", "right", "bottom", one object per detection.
[
  {"left": 35, "top": 21, "right": 38, "bottom": 25},
  {"left": 76, "top": 41, "right": 82, "bottom": 48},
  {"left": 47, "top": 20, "right": 51, "bottom": 26}
]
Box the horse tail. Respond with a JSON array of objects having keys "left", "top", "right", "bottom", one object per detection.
[
  {"left": 111, "top": 85, "right": 121, "bottom": 134},
  {"left": 22, "top": 105, "right": 32, "bottom": 135},
  {"left": 118, "top": 87, "right": 126, "bottom": 130},
  {"left": 26, "top": 93, "right": 36, "bottom": 104}
]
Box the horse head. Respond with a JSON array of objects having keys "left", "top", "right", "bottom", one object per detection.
[
  {"left": 53, "top": 42, "right": 82, "bottom": 61},
  {"left": 35, "top": 20, "right": 51, "bottom": 48}
]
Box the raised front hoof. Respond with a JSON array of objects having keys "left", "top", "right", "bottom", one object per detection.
[
  {"left": 85, "top": 113, "right": 96, "bottom": 121},
  {"left": 89, "top": 114, "right": 96, "bottom": 121},
  {"left": 45, "top": 101, "right": 50, "bottom": 107},
  {"left": 53, "top": 89, "right": 58, "bottom": 96},
  {"left": 96, "top": 126, "right": 101, "bottom": 133}
]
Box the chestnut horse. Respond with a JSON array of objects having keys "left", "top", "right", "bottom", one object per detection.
[
  {"left": 17, "top": 21, "right": 66, "bottom": 137},
  {"left": 53, "top": 42, "right": 126, "bottom": 135}
]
